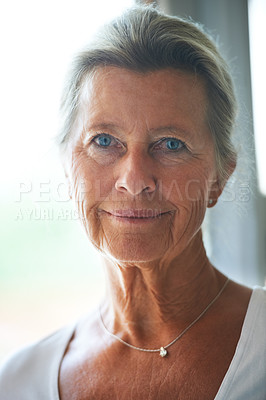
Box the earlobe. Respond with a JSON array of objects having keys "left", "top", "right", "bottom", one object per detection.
[
  {"left": 62, "top": 165, "right": 72, "bottom": 200},
  {"left": 207, "top": 197, "right": 218, "bottom": 208},
  {"left": 60, "top": 149, "right": 73, "bottom": 200},
  {"left": 207, "top": 159, "right": 236, "bottom": 208},
  {"left": 68, "top": 181, "right": 72, "bottom": 200},
  {"left": 207, "top": 178, "right": 223, "bottom": 208},
  {"left": 65, "top": 173, "right": 73, "bottom": 200}
]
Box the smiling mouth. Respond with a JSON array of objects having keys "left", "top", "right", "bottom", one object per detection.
[{"left": 100, "top": 209, "right": 171, "bottom": 220}]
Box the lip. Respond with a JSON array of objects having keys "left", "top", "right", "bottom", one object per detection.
[
  {"left": 109, "top": 209, "right": 164, "bottom": 218},
  {"left": 100, "top": 209, "right": 171, "bottom": 223}
]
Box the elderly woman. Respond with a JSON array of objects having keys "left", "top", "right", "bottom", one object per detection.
[{"left": 1, "top": 5, "right": 265, "bottom": 400}]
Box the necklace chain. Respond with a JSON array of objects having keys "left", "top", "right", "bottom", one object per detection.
[{"left": 99, "top": 278, "right": 230, "bottom": 357}]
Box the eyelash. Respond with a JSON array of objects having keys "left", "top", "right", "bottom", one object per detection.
[
  {"left": 152, "top": 137, "right": 186, "bottom": 152},
  {"left": 92, "top": 133, "right": 122, "bottom": 148},
  {"left": 90, "top": 133, "right": 187, "bottom": 152}
]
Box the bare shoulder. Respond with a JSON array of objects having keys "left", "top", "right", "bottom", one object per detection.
[
  {"left": 208, "top": 279, "right": 252, "bottom": 336},
  {"left": 59, "top": 306, "right": 104, "bottom": 367},
  {"left": 223, "top": 280, "right": 253, "bottom": 313},
  {"left": 58, "top": 307, "right": 107, "bottom": 399}
]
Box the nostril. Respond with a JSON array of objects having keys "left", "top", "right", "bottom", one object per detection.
[
  {"left": 115, "top": 179, "right": 156, "bottom": 195},
  {"left": 114, "top": 153, "right": 157, "bottom": 195}
]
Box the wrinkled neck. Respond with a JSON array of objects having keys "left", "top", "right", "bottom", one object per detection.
[{"left": 100, "top": 231, "right": 223, "bottom": 346}]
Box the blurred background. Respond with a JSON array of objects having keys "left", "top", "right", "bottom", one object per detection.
[{"left": 0, "top": 0, "right": 265, "bottom": 361}]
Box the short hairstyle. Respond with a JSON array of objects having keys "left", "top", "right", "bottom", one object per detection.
[{"left": 58, "top": 5, "right": 237, "bottom": 185}]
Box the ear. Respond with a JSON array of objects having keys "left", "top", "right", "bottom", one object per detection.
[
  {"left": 66, "top": 173, "right": 72, "bottom": 200},
  {"left": 207, "top": 180, "right": 222, "bottom": 208},
  {"left": 60, "top": 148, "right": 72, "bottom": 200},
  {"left": 207, "top": 159, "right": 236, "bottom": 208}
]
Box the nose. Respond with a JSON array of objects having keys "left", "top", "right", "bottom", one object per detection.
[{"left": 115, "top": 149, "right": 156, "bottom": 196}]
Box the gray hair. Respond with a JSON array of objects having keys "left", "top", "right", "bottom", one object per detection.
[{"left": 58, "top": 5, "right": 237, "bottom": 185}]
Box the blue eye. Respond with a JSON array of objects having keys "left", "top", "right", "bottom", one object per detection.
[
  {"left": 96, "top": 134, "right": 112, "bottom": 147},
  {"left": 165, "top": 138, "right": 182, "bottom": 150}
]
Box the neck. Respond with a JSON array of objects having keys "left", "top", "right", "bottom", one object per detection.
[{"left": 100, "top": 231, "right": 225, "bottom": 347}]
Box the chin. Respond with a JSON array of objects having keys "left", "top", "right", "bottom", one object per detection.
[{"left": 101, "top": 235, "right": 167, "bottom": 264}]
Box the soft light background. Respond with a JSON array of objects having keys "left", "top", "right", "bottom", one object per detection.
[{"left": 0, "top": 0, "right": 133, "bottom": 361}]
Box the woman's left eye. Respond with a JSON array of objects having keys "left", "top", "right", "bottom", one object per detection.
[
  {"left": 165, "top": 138, "right": 182, "bottom": 150},
  {"left": 155, "top": 138, "right": 185, "bottom": 151}
]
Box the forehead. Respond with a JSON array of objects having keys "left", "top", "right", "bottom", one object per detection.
[
  {"left": 79, "top": 67, "right": 210, "bottom": 141},
  {"left": 82, "top": 66, "right": 207, "bottom": 104}
]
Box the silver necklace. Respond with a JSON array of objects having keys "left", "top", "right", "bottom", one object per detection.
[{"left": 99, "top": 278, "right": 229, "bottom": 358}]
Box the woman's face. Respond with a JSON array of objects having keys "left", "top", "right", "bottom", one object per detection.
[{"left": 66, "top": 67, "right": 220, "bottom": 263}]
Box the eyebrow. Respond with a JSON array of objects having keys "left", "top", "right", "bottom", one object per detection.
[
  {"left": 86, "top": 123, "right": 121, "bottom": 133},
  {"left": 147, "top": 126, "right": 193, "bottom": 141},
  {"left": 86, "top": 123, "right": 193, "bottom": 141}
]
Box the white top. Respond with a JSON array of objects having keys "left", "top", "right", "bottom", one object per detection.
[{"left": 0, "top": 286, "right": 265, "bottom": 400}]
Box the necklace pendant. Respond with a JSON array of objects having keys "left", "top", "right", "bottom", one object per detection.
[{"left": 160, "top": 347, "right": 167, "bottom": 357}]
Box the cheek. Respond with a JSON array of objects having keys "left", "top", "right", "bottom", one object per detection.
[
  {"left": 70, "top": 150, "right": 114, "bottom": 204},
  {"left": 160, "top": 168, "right": 210, "bottom": 245},
  {"left": 161, "top": 168, "right": 210, "bottom": 205},
  {"left": 68, "top": 151, "right": 115, "bottom": 248},
  {"left": 87, "top": 146, "right": 123, "bottom": 166},
  {"left": 165, "top": 192, "right": 206, "bottom": 255},
  {"left": 182, "top": 178, "right": 209, "bottom": 203}
]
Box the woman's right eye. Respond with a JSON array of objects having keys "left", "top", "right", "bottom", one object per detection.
[
  {"left": 93, "top": 134, "right": 115, "bottom": 147},
  {"left": 86, "top": 133, "right": 124, "bottom": 165}
]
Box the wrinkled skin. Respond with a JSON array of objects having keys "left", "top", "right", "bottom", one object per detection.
[
  {"left": 66, "top": 67, "right": 220, "bottom": 264},
  {"left": 60, "top": 68, "right": 251, "bottom": 400}
]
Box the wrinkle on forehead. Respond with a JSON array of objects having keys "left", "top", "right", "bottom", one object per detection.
[
  {"left": 77, "top": 66, "right": 213, "bottom": 151},
  {"left": 80, "top": 66, "right": 208, "bottom": 113}
]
